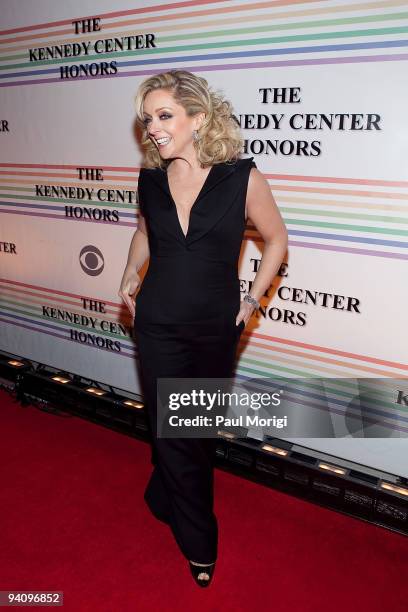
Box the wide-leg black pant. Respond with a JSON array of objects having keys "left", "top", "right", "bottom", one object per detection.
[{"left": 133, "top": 316, "right": 244, "bottom": 564}]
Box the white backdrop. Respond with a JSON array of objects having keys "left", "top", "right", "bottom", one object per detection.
[{"left": 1, "top": 0, "right": 407, "bottom": 475}]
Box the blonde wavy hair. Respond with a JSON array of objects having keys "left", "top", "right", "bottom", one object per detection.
[{"left": 134, "top": 70, "right": 244, "bottom": 169}]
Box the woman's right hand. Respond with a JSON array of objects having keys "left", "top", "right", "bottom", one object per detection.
[{"left": 118, "top": 267, "right": 141, "bottom": 319}]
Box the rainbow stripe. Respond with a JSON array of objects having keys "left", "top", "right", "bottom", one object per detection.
[
  {"left": 1, "top": 0, "right": 408, "bottom": 87},
  {"left": 0, "top": 277, "right": 137, "bottom": 359},
  {"left": 1, "top": 0, "right": 408, "bottom": 426},
  {"left": 2, "top": 276, "right": 408, "bottom": 435},
  {"left": 1, "top": 276, "right": 407, "bottom": 379},
  {"left": 1, "top": 162, "right": 407, "bottom": 260}
]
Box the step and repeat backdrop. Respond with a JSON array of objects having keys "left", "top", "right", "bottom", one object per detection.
[{"left": 1, "top": 0, "right": 407, "bottom": 475}]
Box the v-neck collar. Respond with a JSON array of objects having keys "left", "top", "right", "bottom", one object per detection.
[
  {"left": 165, "top": 164, "right": 215, "bottom": 239},
  {"left": 145, "top": 159, "right": 241, "bottom": 246}
]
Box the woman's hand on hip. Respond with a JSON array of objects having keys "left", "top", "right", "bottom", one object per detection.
[
  {"left": 236, "top": 300, "right": 255, "bottom": 327},
  {"left": 118, "top": 267, "right": 140, "bottom": 319}
]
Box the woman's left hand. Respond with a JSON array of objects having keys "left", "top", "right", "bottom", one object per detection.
[{"left": 235, "top": 300, "right": 255, "bottom": 328}]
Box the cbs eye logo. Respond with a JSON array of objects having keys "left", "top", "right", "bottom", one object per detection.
[{"left": 79, "top": 245, "right": 104, "bottom": 276}]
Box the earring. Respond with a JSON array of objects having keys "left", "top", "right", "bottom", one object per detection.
[{"left": 193, "top": 129, "right": 199, "bottom": 141}]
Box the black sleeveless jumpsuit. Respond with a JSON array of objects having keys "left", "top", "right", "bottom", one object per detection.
[{"left": 133, "top": 156, "right": 256, "bottom": 564}]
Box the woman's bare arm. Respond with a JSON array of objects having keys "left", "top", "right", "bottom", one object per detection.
[
  {"left": 125, "top": 214, "right": 150, "bottom": 273},
  {"left": 118, "top": 215, "right": 150, "bottom": 316},
  {"left": 237, "top": 168, "right": 288, "bottom": 324}
]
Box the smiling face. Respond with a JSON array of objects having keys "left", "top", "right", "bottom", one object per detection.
[{"left": 142, "top": 88, "right": 204, "bottom": 162}]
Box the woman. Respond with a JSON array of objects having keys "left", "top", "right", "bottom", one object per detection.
[{"left": 119, "top": 70, "right": 288, "bottom": 587}]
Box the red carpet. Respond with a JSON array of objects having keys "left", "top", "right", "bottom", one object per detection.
[{"left": 0, "top": 388, "right": 406, "bottom": 611}]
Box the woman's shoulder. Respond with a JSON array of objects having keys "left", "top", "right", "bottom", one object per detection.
[
  {"left": 225, "top": 156, "right": 257, "bottom": 170},
  {"left": 137, "top": 165, "right": 162, "bottom": 188},
  {"left": 138, "top": 165, "right": 159, "bottom": 177}
]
